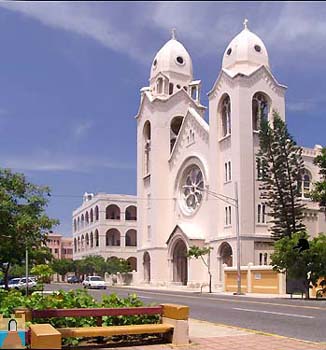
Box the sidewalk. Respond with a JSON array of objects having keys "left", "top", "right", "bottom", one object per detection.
[{"left": 104, "top": 318, "right": 325, "bottom": 350}]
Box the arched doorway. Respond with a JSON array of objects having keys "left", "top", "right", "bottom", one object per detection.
[
  {"left": 172, "top": 240, "right": 188, "bottom": 285},
  {"left": 143, "top": 252, "right": 151, "bottom": 283},
  {"left": 220, "top": 242, "right": 233, "bottom": 267}
]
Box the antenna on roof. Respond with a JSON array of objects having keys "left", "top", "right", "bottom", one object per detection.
[
  {"left": 243, "top": 18, "right": 249, "bottom": 30},
  {"left": 171, "top": 28, "right": 177, "bottom": 40}
]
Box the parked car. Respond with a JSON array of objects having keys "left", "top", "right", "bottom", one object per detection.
[
  {"left": 8, "top": 277, "right": 37, "bottom": 290},
  {"left": 67, "top": 276, "right": 81, "bottom": 284},
  {"left": 82, "top": 276, "right": 107, "bottom": 289}
]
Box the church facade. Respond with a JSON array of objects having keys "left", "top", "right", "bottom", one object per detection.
[{"left": 134, "top": 21, "right": 326, "bottom": 290}]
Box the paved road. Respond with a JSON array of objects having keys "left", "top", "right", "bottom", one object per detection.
[{"left": 45, "top": 284, "right": 326, "bottom": 343}]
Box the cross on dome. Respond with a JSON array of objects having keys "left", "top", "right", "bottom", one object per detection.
[
  {"left": 243, "top": 18, "right": 249, "bottom": 30},
  {"left": 171, "top": 28, "right": 177, "bottom": 40}
]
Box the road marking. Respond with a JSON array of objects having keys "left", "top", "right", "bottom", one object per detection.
[
  {"left": 112, "top": 288, "right": 325, "bottom": 311},
  {"left": 233, "top": 307, "right": 315, "bottom": 319}
]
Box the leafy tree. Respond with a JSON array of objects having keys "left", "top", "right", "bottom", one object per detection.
[
  {"left": 30, "top": 246, "right": 54, "bottom": 265},
  {"left": 187, "top": 246, "right": 213, "bottom": 293},
  {"left": 0, "top": 168, "right": 58, "bottom": 289},
  {"left": 31, "top": 264, "right": 54, "bottom": 291},
  {"left": 271, "top": 232, "right": 326, "bottom": 298},
  {"left": 106, "top": 257, "right": 132, "bottom": 275},
  {"left": 310, "top": 146, "right": 326, "bottom": 209},
  {"left": 83, "top": 255, "right": 107, "bottom": 276},
  {"left": 256, "top": 111, "right": 306, "bottom": 239},
  {"left": 51, "top": 259, "right": 74, "bottom": 282}
]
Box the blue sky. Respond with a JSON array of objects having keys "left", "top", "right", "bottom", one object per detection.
[{"left": 0, "top": 2, "right": 325, "bottom": 236}]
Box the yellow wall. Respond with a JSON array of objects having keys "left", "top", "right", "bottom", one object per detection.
[
  {"left": 224, "top": 267, "right": 280, "bottom": 294},
  {"left": 251, "top": 270, "right": 279, "bottom": 294},
  {"left": 225, "top": 271, "right": 248, "bottom": 293}
]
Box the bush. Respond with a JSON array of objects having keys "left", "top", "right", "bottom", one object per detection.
[{"left": 0, "top": 289, "right": 159, "bottom": 346}]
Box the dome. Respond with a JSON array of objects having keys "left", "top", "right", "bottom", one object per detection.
[
  {"left": 150, "top": 30, "right": 193, "bottom": 82},
  {"left": 222, "top": 19, "right": 269, "bottom": 76}
]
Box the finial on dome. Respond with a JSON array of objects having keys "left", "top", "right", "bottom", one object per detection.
[
  {"left": 171, "top": 28, "right": 176, "bottom": 40},
  {"left": 243, "top": 18, "right": 249, "bottom": 30}
]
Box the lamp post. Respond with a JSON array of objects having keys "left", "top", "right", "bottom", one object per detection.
[{"left": 205, "top": 182, "right": 244, "bottom": 295}]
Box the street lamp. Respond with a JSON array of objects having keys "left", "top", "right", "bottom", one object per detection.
[{"left": 205, "top": 182, "right": 244, "bottom": 295}]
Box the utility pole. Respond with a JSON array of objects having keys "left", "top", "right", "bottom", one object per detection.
[
  {"left": 25, "top": 245, "right": 29, "bottom": 295},
  {"left": 205, "top": 183, "right": 244, "bottom": 295}
]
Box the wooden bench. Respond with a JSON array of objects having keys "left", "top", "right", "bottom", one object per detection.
[{"left": 17, "top": 303, "right": 189, "bottom": 349}]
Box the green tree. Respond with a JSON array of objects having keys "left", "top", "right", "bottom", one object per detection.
[
  {"left": 51, "top": 259, "right": 74, "bottom": 282},
  {"left": 271, "top": 232, "right": 326, "bottom": 298},
  {"left": 0, "top": 168, "right": 58, "bottom": 289},
  {"left": 187, "top": 246, "right": 213, "bottom": 293},
  {"left": 106, "top": 257, "right": 132, "bottom": 275},
  {"left": 83, "top": 255, "right": 107, "bottom": 276},
  {"left": 310, "top": 146, "right": 326, "bottom": 209},
  {"left": 256, "top": 111, "right": 306, "bottom": 239},
  {"left": 31, "top": 264, "right": 54, "bottom": 291}
]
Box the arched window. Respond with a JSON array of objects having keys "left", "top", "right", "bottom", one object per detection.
[
  {"left": 85, "top": 212, "right": 89, "bottom": 225},
  {"left": 90, "top": 232, "right": 93, "bottom": 248},
  {"left": 77, "top": 237, "right": 80, "bottom": 252},
  {"left": 220, "top": 95, "right": 231, "bottom": 137},
  {"left": 85, "top": 233, "right": 89, "bottom": 249},
  {"left": 90, "top": 208, "right": 94, "bottom": 223},
  {"left": 143, "top": 121, "right": 151, "bottom": 175},
  {"left": 95, "top": 230, "right": 99, "bottom": 247},
  {"left": 169, "top": 82, "right": 174, "bottom": 95},
  {"left": 106, "top": 205, "right": 121, "bottom": 220},
  {"left": 95, "top": 206, "right": 99, "bottom": 221},
  {"left": 125, "top": 206, "right": 137, "bottom": 220},
  {"left": 157, "top": 77, "right": 163, "bottom": 94},
  {"left": 125, "top": 229, "right": 137, "bottom": 246},
  {"left": 73, "top": 219, "right": 77, "bottom": 232},
  {"left": 298, "top": 169, "right": 312, "bottom": 199},
  {"left": 170, "top": 116, "right": 183, "bottom": 153},
  {"left": 252, "top": 92, "right": 269, "bottom": 131},
  {"left": 106, "top": 229, "right": 121, "bottom": 246},
  {"left": 77, "top": 217, "right": 80, "bottom": 230},
  {"left": 81, "top": 235, "right": 85, "bottom": 250},
  {"left": 74, "top": 238, "right": 77, "bottom": 253},
  {"left": 81, "top": 214, "right": 85, "bottom": 228}
]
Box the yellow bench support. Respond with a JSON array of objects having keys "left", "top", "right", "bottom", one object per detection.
[{"left": 30, "top": 324, "right": 61, "bottom": 349}]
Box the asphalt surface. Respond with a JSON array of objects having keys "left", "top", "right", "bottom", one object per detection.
[{"left": 45, "top": 284, "right": 326, "bottom": 343}]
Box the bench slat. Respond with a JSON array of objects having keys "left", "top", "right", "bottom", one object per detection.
[
  {"left": 58, "top": 324, "right": 173, "bottom": 338},
  {"left": 32, "top": 306, "right": 162, "bottom": 319}
]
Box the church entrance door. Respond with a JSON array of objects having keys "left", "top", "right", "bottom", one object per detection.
[{"left": 173, "top": 240, "right": 188, "bottom": 285}]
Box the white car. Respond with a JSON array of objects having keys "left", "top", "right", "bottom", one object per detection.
[
  {"left": 8, "top": 277, "right": 37, "bottom": 290},
  {"left": 82, "top": 276, "right": 107, "bottom": 289}
]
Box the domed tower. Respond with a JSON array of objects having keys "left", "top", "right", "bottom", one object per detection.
[
  {"left": 135, "top": 30, "right": 205, "bottom": 286},
  {"left": 208, "top": 20, "right": 287, "bottom": 286},
  {"left": 149, "top": 29, "right": 194, "bottom": 97}
]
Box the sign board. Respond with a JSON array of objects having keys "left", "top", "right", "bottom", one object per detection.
[
  {"left": 0, "top": 314, "right": 26, "bottom": 349},
  {"left": 254, "top": 273, "right": 262, "bottom": 280}
]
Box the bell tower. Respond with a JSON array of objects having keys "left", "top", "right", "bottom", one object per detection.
[{"left": 208, "top": 20, "right": 287, "bottom": 272}]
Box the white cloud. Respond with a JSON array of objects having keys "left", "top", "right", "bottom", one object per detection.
[
  {"left": 2, "top": 2, "right": 326, "bottom": 67},
  {"left": 0, "top": 2, "right": 151, "bottom": 63},
  {"left": 1, "top": 151, "right": 135, "bottom": 172}
]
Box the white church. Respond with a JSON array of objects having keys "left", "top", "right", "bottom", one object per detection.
[{"left": 73, "top": 20, "right": 325, "bottom": 291}]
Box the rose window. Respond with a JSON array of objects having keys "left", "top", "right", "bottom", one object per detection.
[{"left": 181, "top": 166, "right": 204, "bottom": 213}]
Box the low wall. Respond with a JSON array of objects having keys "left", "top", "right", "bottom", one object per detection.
[
  {"left": 224, "top": 264, "right": 286, "bottom": 294},
  {"left": 105, "top": 272, "right": 135, "bottom": 286}
]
